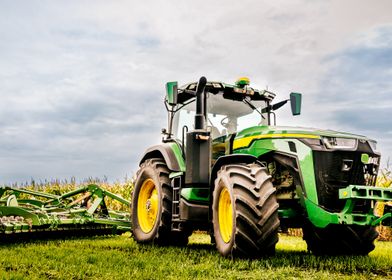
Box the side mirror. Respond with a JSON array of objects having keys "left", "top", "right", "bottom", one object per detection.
[
  {"left": 166, "top": 81, "right": 178, "bottom": 106},
  {"left": 290, "top": 92, "right": 302, "bottom": 116}
]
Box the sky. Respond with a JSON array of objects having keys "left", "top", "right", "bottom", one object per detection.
[{"left": 1, "top": 0, "right": 392, "bottom": 185}]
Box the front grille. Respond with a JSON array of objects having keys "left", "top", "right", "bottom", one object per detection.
[{"left": 313, "top": 142, "right": 379, "bottom": 212}]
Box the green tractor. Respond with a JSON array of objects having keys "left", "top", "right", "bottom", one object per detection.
[{"left": 131, "top": 76, "right": 392, "bottom": 257}]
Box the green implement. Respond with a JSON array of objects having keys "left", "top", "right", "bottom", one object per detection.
[{"left": 0, "top": 184, "right": 131, "bottom": 238}]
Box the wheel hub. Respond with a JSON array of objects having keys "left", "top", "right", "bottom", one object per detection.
[
  {"left": 146, "top": 199, "right": 151, "bottom": 211},
  {"left": 137, "top": 179, "right": 159, "bottom": 233},
  {"left": 218, "top": 186, "right": 233, "bottom": 243}
]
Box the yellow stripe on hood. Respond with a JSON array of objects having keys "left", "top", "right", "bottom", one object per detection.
[{"left": 233, "top": 133, "right": 320, "bottom": 150}]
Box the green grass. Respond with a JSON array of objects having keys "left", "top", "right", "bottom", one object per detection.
[{"left": 0, "top": 233, "right": 391, "bottom": 280}]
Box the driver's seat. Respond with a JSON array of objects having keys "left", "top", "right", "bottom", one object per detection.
[{"left": 210, "top": 126, "right": 221, "bottom": 139}]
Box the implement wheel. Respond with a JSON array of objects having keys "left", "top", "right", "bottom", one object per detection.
[
  {"left": 302, "top": 223, "right": 379, "bottom": 255},
  {"left": 212, "top": 163, "right": 280, "bottom": 257},
  {"left": 132, "top": 158, "right": 190, "bottom": 245}
]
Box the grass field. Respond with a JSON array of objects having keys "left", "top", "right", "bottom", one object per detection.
[
  {"left": 0, "top": 233, "right": 391, "bottom": 280},
  {"left": 1, "top": 168, "right": 391, "bottom": 279}
]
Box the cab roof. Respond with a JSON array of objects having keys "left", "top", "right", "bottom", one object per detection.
[{"left": 176, "top": 81, "right": 276, "bottom": 104}]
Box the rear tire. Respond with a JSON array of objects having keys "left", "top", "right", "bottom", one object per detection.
[
  {"left": 131, "top": 158, "right": 190, "bottom": 245},
  {"left": 303, "top": 223, "right": 378, "bottom": 255},
  {"left": 212, "top": 163, "right": 280, "bottom": 257}
]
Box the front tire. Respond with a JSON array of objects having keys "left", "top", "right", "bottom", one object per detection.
[
  {"left": 212, "top": 163, "right": 280, "bottom": 257},
  {"left": 303, "top": 223, "right": 379, "bottom": 255},
  {"left": 132, "top": 158, "right": 191, "bottom": 245}
]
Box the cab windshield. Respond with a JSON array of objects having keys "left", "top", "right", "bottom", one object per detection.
[{"left": 172, "top": 94, "right": 267, "bottom": 140}]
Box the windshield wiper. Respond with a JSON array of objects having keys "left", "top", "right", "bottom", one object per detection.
[{"left": 243, "top": 98, "right": 265, "bottom": 119}]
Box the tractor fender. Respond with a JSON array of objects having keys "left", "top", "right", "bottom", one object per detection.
[
  {"left": 139, "top": 142, "right": 185, "bottom": 172},
  {"left": 210, "top": 154, "right": 261, "bottom": 186},
  {"left": 208, "top": 154, "right": 263, "bottom": 221}
]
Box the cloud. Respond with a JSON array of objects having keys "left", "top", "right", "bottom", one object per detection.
[
  {"left": 315, "top": 25, "right": 392, "bottom": 130},
  {"left": 320, "top": 28, "right": 392, "bottom": 103},
  {"left": 1, "top": 0, "right": 392, "bottom": 184},
  {"left": 304, "top": 24, "right": 392, "bottom": 164},
  {"left": 333, "top": 107, "right": 392, "bottom": 133}
]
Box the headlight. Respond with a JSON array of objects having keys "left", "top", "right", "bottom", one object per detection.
[{"left": 322, "top": 137, "right": 357, "bottom": 149}]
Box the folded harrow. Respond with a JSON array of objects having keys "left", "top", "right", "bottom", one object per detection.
[{"left": 0, "top": 184, "right": 131, "bottom": 241}]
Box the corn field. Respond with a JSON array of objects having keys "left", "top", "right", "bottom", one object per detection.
[
  {"left": 9, "top": 177, "right": 134, "bottom": 212},
  {"left": 375, "top": 164, "right": 392, "bottom": 241}
]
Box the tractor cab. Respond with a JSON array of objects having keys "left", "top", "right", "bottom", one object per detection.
[
  {"left": 165, "top": 78, "right": 301, "bottom": 141},
  {"left": 173, "top": 85, "right": 269, "bottom": 139},
  {"left": 166, "top": 78, "right": 275, "bottom": 142},
  {"left": 165, "top": 78, "right": 301, "bottom": 163}
]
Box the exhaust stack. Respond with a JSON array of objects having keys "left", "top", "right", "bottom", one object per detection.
[
  {"left": 185, "top": 76, "right": 211, "bottom": 187},
  {"left": 194, "top": 76, "right": 207, "bottom": 130}
]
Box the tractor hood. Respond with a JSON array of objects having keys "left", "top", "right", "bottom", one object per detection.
[
  {"left": 234, "top": 125, "right": 378, "bottom": 153},
  {"left": 236, "top": 126, "right": 371, "bottom": 140}
]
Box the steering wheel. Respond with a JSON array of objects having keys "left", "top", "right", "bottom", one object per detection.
[{"left": 220, "top": 116, "right": 229, "bottom": 127}]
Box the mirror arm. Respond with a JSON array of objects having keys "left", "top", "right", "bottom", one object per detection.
[
  {"left": 271, "top": 99, "right": 289, "bottom": 111},
  {"left": 271, "top": 112, "right": 277, "bottom": 126}
]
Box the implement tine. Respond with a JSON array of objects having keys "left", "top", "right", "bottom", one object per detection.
[
  {"left": 1, "top": 187, "right": 59, "bottom": 200},
  {"left": 67, "top": 192, "right": 92, "bottom": 208},
  {"left": 44, "top": 186, "right": 90, "bottom": 206}
]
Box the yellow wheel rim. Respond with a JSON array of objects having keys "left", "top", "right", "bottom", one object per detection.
[
  {"left": 137, "top": 179, "right": 159, "bottom": 233},
  {"left": 218, "top": 186, "right": 233, "bottom": 243}
]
